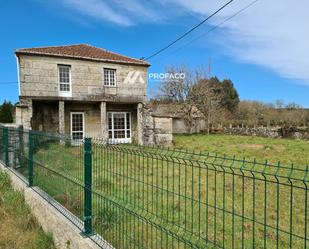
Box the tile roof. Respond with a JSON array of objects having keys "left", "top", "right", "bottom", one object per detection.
[{"left": 15, "top": 44, "right": 150, "bottom": 66}]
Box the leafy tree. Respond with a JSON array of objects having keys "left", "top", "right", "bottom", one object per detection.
[
  {"left": 0, "top": 101, "right": 13, "bottom": 123},
  {"left": 221, "top": 79, "right": 240, "bottom": 113}
]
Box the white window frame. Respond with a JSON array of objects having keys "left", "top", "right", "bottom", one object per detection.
[
  {"left": 107, "top": 112, "right": 131, "bottom": 143},
  {"left": 70, "top": 112, "right": 84, "bottom": 144},
  {"left": 103, "top": 68, "right": 117, "bottom": 87},
  {"left": 58, "top": 65, "right": 72, "bottom": 97}
]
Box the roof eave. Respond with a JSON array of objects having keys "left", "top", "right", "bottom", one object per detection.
[{"left": 14, "top": 50, "right": 151, "bottom": 67}]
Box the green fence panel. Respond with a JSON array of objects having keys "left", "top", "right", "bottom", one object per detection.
[
  {"left": 0, "top": 124, "right": 308, "bottom": 249},
  {"left": 3, "top": 127, "right": 8, "bottom": 166},
  {"left": 28, "top": 130, "right": 34, "bottom": 187},
  {"left": 83, "top": 137, "right": 93, "bottom": 236}
]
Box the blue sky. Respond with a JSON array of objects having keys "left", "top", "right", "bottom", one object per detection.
[{"left": 1, "top": 0, "right": 309, "bottom": 107}]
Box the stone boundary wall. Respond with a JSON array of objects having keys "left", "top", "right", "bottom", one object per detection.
[
  {"left": 223, "top": 127, "right": 309, "bottom": 140},
  {"left": 0, "top": 163, "right": 113, "bottom": 249},
  {"left": 141, "top": 105, "right": 173, "bottom": 145}
]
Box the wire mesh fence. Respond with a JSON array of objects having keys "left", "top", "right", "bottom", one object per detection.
[{"left": 0, "top": 125, "right": 308, "bottom": 248}]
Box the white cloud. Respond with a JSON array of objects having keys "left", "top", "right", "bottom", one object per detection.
[
  {"left": 165, "top": 0, "right": 309, "bottom": 82},
  {"left": 111, "top": 0, "right": 161, "bottom": 22},
  {"left": 55, "top": 0, "right": 163, "bottom": 26},
  {"left": 60, "top": 0, "right": 133, "bottom": 26},
  {"left": 39, "top": 0, "right": 309, "bottom": 82}
]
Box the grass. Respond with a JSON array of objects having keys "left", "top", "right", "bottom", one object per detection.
[
  {"left": 13, "top": 134, "right": 309, "bottom": 248},
  {"left": 173, "top": 134, "right": 309, "bottom": 166},
  {"left": 0, "top": 171, "right": 56, "bottom": 249}
]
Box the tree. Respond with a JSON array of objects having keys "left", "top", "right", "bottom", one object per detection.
[
  {"left": 0, "top": 101, "right": 13, "bottom": 123},
  {"left": 158, "top": 65, "right": 190, "bottom": 102},
  {"left": 158, "top": 65, "right": 207, "bottom": 103},
  {"left": 158, "top": 66, "right": 240, "bottom": 132},
  {"left": 282, "top": 103, "right": 306, "bottom": 127},
  {"left": 275, "top": 99, "right": 285, "bottom": 109},
  {"left": 221, "top": 79, "right": 240, "bottom": 113},
  {"left": 237, "top": 101, "right": 268, "bottom": 127},
  {"left": 188, "top": 77, "right": 225, "bottom": 134},
  {"left": 158, "top": 66, "right": 207, "bottom": 133}
]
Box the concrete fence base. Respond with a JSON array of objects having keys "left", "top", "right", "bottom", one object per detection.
[{"left": 0, "top": 163, "right": 113, "bottom": 249}]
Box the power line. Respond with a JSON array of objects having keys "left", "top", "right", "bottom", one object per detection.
[
  {"left": 144, "top": 0, "right": 235, "bottom": 60},
  {"left": 0, "top": 1, "right": 258, "bottom": 87},
  {"left": 153, "top": 0, "right": 260, "bottom": 63}
]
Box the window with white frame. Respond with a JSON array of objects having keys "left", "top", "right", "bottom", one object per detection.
[
  {"left": 107, "top": 112, "right": 131, "bottom": 143},
  {"left": 104, "top": 68, "right": 116, "bottom": 86},
  {"left": 71, "top": 112, "right": 84, "bottom": 141},
  {"left": 58, "top": 65, "right": 71, "bottom": 95}
]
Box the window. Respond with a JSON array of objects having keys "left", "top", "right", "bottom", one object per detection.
[
  {"left": 71, "top": 112, "right": 84, "bottom": 141},
  {"left": 104, "top": 68, "right": 116, "bottom": 86},
  {"left": 58, "top": 65, "right": 71, "bottom": 96},
  {"left": 107, "top": 112, "right": 131, "bottom": 143}
]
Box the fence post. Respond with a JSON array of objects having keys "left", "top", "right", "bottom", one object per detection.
[
  {"left": 28, "top": 130, "right": 34, "bottom": 187},
  {"left": 18, "top": 125, "right": 25, "bottom": 168},
  {"left": 3, "top": 127, "right": 9, "bottom": 167},
  {"left": 83, "top": 137, "right": 93, "bottom": 236}
]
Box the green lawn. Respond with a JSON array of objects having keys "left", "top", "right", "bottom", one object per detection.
[
  {"left": 0, "top": 171, "right": 55, "bottom": 249},
  {"left": 173, "top": 134, "right": 309, "bottom": 166},
  {"left": 14, "top": 134, "right": 309, "bottom": 249}
]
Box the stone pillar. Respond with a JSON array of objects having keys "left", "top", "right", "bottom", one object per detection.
[
  {"left": 28, "top": 99, "right": 33, "bottom": 129},
  {"left": 17, "top": 98, "right": 33, "bottom": 129},
  {"left": 59, "top": 101, "right": 65, "bottom": 134},
  {"left": 17, "top": 98, "right": 33, "bottom": 130},
  {"left": 100, "top": 102, "right": 107, "bottom": 141},
  {"left": 137, "top": 103, "right": 143, "bottom": 145}
]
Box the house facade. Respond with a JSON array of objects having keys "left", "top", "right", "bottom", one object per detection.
[{"left": 15, "top": 44, "right": 150, "bottom": 144}]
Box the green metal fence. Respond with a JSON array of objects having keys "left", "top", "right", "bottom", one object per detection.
[{"left": 0, "top": 125, "right": 308, "bottom": 248}]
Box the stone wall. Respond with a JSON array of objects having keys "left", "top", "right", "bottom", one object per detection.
[
  {"left": 172, "top": 117, "right": 206, "bottom": 134},
  {"left": 18, "top": 54, "right": 147, "bottom": 102},
  {"left": 223, "top": 127, "right": 309, "bottom": 140},
  {"left": 142, "top": 105, "right": 173, "bottom": 146},
  {"left": 154, "top": 117, "right": 173, "bottom": 145},
  {"left": 16, "top": 98, "right": 32, "bottom": 129}
]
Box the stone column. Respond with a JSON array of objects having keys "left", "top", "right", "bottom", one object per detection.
[
  {"left": 100, "top": 102, "right": 107, "bottom": 141},
  {"left": 59, "top": 101, "right": 65, "bottom": 134},
  {"left": 20, "top": 98, "right": 33, "bottom": 129},
  {"left": 137, "top": 103, "right": 143, "bottom": 145}
]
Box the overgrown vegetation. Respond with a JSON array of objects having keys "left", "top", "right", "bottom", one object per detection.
[
  {"left": 154, "top": 65, "right": 308, "bottom": 132},
  {"left": 0, "top": 171, "right": 55, "bottom": 249},
  {"left": 236, "top": 100, "right": 309, "bottom": 127}
]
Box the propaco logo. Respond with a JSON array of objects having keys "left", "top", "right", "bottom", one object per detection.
[{"left": 124, "top": 71, "right": 145, "bottom": 84}]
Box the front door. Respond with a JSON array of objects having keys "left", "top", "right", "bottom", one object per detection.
[
  {"left": 70, "top": 112, "right": 84, "bottom": 142},
  {"left": 108, "top": 112, "right": 131, "bottom": 143}
]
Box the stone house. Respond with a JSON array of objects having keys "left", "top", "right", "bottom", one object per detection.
[
  {"left": 150, "top": 103, "right": 206, "bottom": 134},
  {"left": 15, "top": 44, "right": 150, "bottom": 144}
]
